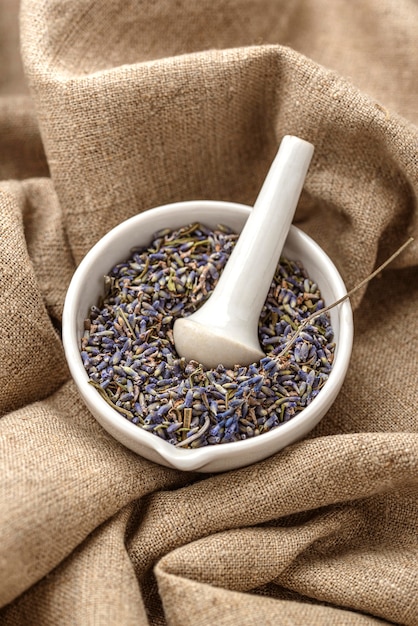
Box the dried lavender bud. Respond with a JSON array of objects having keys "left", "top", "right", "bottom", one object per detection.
[{"left": 81, "top": 222, "right": 335, "bottom": 448}]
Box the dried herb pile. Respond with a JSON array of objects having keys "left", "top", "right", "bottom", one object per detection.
[{"left": 81, "top": 223, "right": 335, "bottom": 447}]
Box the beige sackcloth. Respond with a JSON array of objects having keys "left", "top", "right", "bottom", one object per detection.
[{"left": 0, "top": 1, "right": 417, "bottom": 624}]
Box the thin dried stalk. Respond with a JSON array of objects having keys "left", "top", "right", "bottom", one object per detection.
[{"left": 277, "top": 237, "right": 414, "bottom": 358}]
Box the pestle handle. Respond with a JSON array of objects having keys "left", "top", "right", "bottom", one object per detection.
[
  {"left": 205, "top": 136, "right": 314, "bottom": 322},
  {"left": 173, "top": 135, "right": 314, "bottom": 368}
]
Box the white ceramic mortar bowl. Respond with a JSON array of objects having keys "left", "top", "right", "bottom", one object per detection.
[{"left": 62, "top": 201, "right": 353, "bottom": 473}]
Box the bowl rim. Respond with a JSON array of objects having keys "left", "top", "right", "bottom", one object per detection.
[{"left": 63, "top": 200, "right": 353, "bottom": 471}]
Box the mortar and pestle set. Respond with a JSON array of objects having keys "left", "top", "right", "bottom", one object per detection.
[{"left": 63, "top": 136, "right": 353, "bottom": 472}]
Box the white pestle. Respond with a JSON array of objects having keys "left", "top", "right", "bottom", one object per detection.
[{"left": 173, "top": 135, "right": 314, "bottom": 369}]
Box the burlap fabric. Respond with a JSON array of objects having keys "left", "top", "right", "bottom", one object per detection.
[{"left": 0, "top": 1, "right": 417, "bottom": 624}]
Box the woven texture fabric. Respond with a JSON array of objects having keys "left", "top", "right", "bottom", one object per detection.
[{"left": 0, "top": 1, "right": 417, "bottom": 624}]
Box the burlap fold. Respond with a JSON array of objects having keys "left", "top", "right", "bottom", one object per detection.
[{"left": 0, "top": 1, "right": 417, "bottom": 624}]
